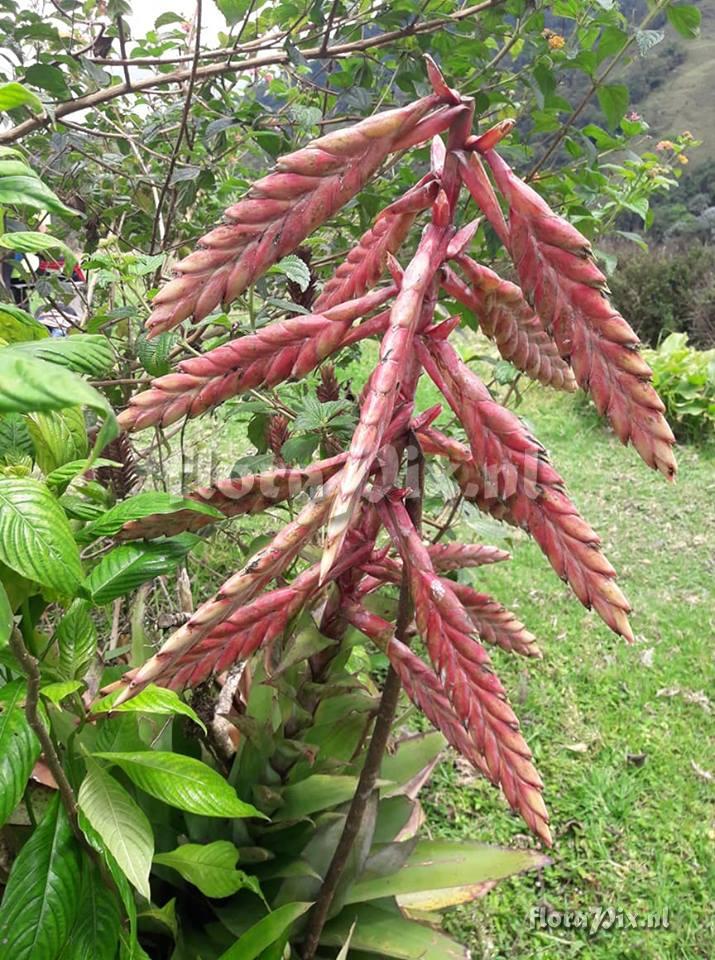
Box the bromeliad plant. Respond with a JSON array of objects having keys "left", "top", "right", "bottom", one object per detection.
[{"left": 95, "top": 55, "right": 677, "bottom": 942}]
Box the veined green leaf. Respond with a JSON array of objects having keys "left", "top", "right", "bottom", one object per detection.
[
  {"left": 40, "top": 680, "right": 83, "bottom": 704},
  {"left": 0, "top": 582, "right": 12, "bottom": 648},
  {"left": 58, "top": 859, "right": 121, "bottom": 960},
  {"left": 26, "top": 407, "right": 88, "bottom": 474},
  {"left": 0, "top": 413, "right": 34, "bottom": 463},
  {"left": 0, "top": 175, "right": 77, "bottom": 217},
  {"left": 56, "top": 599, "right": 96, "bottom": 679},
  {"left": 7, "top": 335, "right": 115, "bottom": 377},
  {"left": 78, "top": 491, "right": 221, "bottom": 543},
  {"left": 0, "top": 303, "right": 49, "bottom": 343},
  {"left": 154, "top": 840, "right": 261, "bottom": 898},
  {"left": 85, "top": 537, "right": 197, "bottom": 604},
  {"left": 91, "top": 683, "right": 206, "bottom": 733},
  {"left": 275, "top": 775, "right": 363, "bottom": 821},
  {"left": 93, "top": 751, "right": 265, "bottom": 819},
  {"left": 0, "top": 477, "right": 82, "bottom": 593},
  {"left": 0, "top": 231, "right": 77, "bottom": 271},
  {"left": 666, "top": 4, "right": 701, "bottom": 39},
  {"left": 0, "top": 82, "right": 43, "bottom": 114},
  {"left": 217, "top": 902, "right": 313, "bottom": 960},
  {"left": 78, "top": 759, "right": 153, "bottom": 900},
  {"left": 0, "top": 684, "right": 40, "bottom": 828},
  {"left": 0, "top": 795, "right": 82, "bottom": 960}
]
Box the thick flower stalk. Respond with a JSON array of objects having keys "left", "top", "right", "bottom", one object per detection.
[
  {"left": 441, "top": 259, "right": 576, "bottom": 391},
  {"left": 378, "top": 496, "right": 550, "bottom": 844},
  {"left": 482, "top": 149, "right": 676, "bottom": 478},
  {"left": 145, "top": 70, "right": 462, "bottom": 337},
  {"left": 120, "top": 285, "right": 395, "bottom": 431},
  {"left": 117, "top": 455, "right": 347, "bottom": 540}
]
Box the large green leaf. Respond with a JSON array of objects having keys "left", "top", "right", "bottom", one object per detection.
[
  {"left": 85, "top": 537, "right": 196, "bottom": 604},
  {"left": 666, "top": 4, "right": 701, "bottom": 39},
  {"left": 154, "top": 841, "right": 260, "bottom": 898},
  {"left": 0, "top": 303, "right": 48, "bottom": 343},
  {"left": 380, "top": 732, "right": 445, "bottom": 797},
  {"left": 91, "top": 683, "right": 206, "bottom": 733},
  {"left": 0, "top": 683, "right": 40, "bottom": 827},
  {"left": 8, "top": 336, "right": 115, "bottom": 376},
  {"left": 0, "top": 175, "right": 76, "bottom": 217},
  {"left": 56, "top": 598, "right": 97, "bottom": 679},
  {"left": 275, "top": 775, "right": 364, "bottom": 821},
  {"left": 344, "top": 839, "right": 549, "bottom": 905},
  {"left": 78, "top": 759, "right": 153, "bottom": 900},
  {"left": 0, "top": 413, "right": 34, "bottom": 461},
  {"left": 320, "top": 903, "right": 467, "bottom": 959},
  {"left": 217, "top": 902, "right": 313, "bottom": 960},
  {"left": 0, "top": 794, "right": 82, "bottom": 960},
  {"left": 26, "top": 407, "right": 88, "bottom": 474},
  {"left": 0, "top": 582, "right": 12, "bottom": 648},
  {"left": 0, "top": 231, "right": 76, "bottom": 270},
  {"left": 0, "top": 352, "right": 117, "bottom": 455},
  {"left": 78, "top": 491, "right": 222, "bottom": 543},
  {"left": 59, "top": 860, "right": 121, "bottom": 960},
  {"left": 93, "top": 751, "right": 265, "bottom": 819},
  {"left": 0, "top": 81, "right": 44, "bottom": 114},
  {"left": 0, "top": 477, "right": 82, "bottom": 593}
]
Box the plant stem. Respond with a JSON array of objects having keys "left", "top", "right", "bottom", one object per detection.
[
  {"left": 9, "top": 628, "right": 82, "bottom": 843},
  {"left": 301, "top": 441, "right": 423, "bottom": 959}
]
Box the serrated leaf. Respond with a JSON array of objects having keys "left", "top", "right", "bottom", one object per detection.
[
  {"left": 59, "top": 859, "right": 121, "bottom": 960},
  {"left": 91, "top": 683, "right": 206, "bottom": 734},
  {"left": 0, "top": 81, "right": 44, "bottom": 114},
  {"left": 0, "top": 794, "right": 82, "bottom": 960},
  {"left": 136, "top": 332, "right": 174, "bottom": 377},
  {"left": 271, "top": 255, "right": 310, "bottom": 292},
  {"left": 0, "top": 477, "right": 82, "bottom": 593},
  {"left": 596, "top": 83, "right": 629, "bottom": 130},
  {"left": 78, "top": 759, "right": 153, "bottom": 900},
  {"left": 78, "top": 491, "right": 221, "bottom": 543},
  {"left": 0, "top": 303, "right": 49, "bottom": 343},
  {"left": 0, "top": 352, "right": 117, "bottom": 457},
  {"left": 0, "top": 231, "right": 76, "bottom": 271},
  {"left": 0, "top": 582, "right": 12, "bottom": 648},
  {"left": 93, "top": 751, "right": 265, "bottom": 819},
  {"left": 154, "top": 840, "right": 260, "bottom": 898},
  {"left": 8, "top": 336, "right": 115, "bottom": 376},
  {"left": 26, "top": 407, "right": 87, "bottom": 474},
  {"left": 85, "top": 538, "right": 195, "bottom": 605},
  {"left": 217, "top": 902, "right": 313, "bottom": 960},
  {"left": 0, "top": 686, "right": 40, "bottom": 828},
  {"left": 40, "top": 680, "right": 83, "bottom": 704},
  {"left": 0, "top": 175, "right": 77, "bottom": 217},
  {"left": 666, "top": 4, "right": 701, "bottom": 39}
]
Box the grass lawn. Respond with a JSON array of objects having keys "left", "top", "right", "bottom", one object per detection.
[{"left": 417, "top": 384, "right": 714, "bottom": 960}]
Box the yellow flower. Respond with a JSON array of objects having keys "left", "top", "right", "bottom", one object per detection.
[
  {"left": 677, "top": 154, "right": 689, "bottom": 165},
  {"left": 548, "top": 34, "right": 566, "bottom": 50}
]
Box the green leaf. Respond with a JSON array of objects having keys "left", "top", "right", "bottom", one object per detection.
[
  {"left": 59, "top": 859, "right": 121, "bottom": 960},
  {"left": 320, "top": 903, "right": 467, "bottom": 959},
  {"left": 0, "top": 413, "right": 34, "bottom": 462},
  {"left": 78, "top": 759, "right": 153, "bottom": 900},
  {"left": 56, "top": 599, "right": 96, "bottom": 679},
  {"left": 270, "top": 255, "right": 311, "bottom": 292},
  {"left": 0, "top": 352, "right": 117, "bottom": 457},
  {"left": 0, "top": 477, "right": 82, "bottom": 593},
  {"left": 154, "top": 840, "right": 260, "bottom": 898},
  {"left": 136, "top": 332, "right": 174, "bottom": 377},
  {"left": 0, "top": 685, "right": 40, "bottom": 828},
  {"left": 0, "top": 82, "right": 44, "bottom": 114},
  {"left": 23, "top": 63, "right": 69, "bottom": 98},
  {"left": 275, "top": 775, "right": 362, "bottom": 821},
  {"left": 91, "top": 684, "right": 206, "bottom": 734},
  {"left": 596, "top": 84, "right": 629, "bottom": 130},
  {"left": 0, "top": 175, "right": 77, "bottom": 217},
  {"left": 345, "top": 839, "right": 549, "bottom": 905},
  {"left": 78, "top": 491, "right": 221, "bottom": 543},
  {"left": 93, "top": 751, "right": 265, "bottom": 819},
  {"left": 8, "top": 335, "right": 115, "bottom": 376},
  {"left": 0, "top": 794, "right": 82, "bottom": 960},
  {"left": 40, "top": 680, "right": 83, "bottom": 704},
  {"left": 0, "top": 582, "right": 12, "bottom": 648},
  {"left": 666, "top": 4, "right": 701, "bottom": 39},
  {"left": 0, "top": 303, "right": 49, "bottom": 343},
  {"left": 217, "top": 902, "right": 313, "bottom": 960},
  {"left": 85, "top": 537, "right": 196, "bottom": 605},
  {"left": 380, "top": 732, "right": 445, "bottom": 797},
  {"left": 26, "top": 407, "right": 87, "bottom": 474},
  {"left": 215, "top": 0, "right": 253, "bottom": 27},
  {"left": 0, "top": 231, "right": 76, "bottom": 270}
]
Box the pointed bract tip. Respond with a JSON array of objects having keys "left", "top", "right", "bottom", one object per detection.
[
  {"left": 386, "top": 252, "right": 404, "bottom": 284},
  {"left": 447, "top": 218, "right": 481, "bottom": 258},
  {"left": 411, "top": 404, "right": 442, "bottom": 432},
  {"left": 430, "top": 136, "right": 447, "bottom": 175},
  {"left": 432, "top": 188, "right": 450, "bottom": 227},
  {"left": 468, "top": 119, "right": 517, "bottom": 154},
  {"left": 423, "top": 55, "right": 460, "bottom": 104},
  {"left": 424, "top": 314, "right": 461, "bottom": 341}
]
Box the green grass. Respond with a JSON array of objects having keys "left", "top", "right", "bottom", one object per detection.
[{"left": 418, "top": 386, "right": 715, "bottom": 960}]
